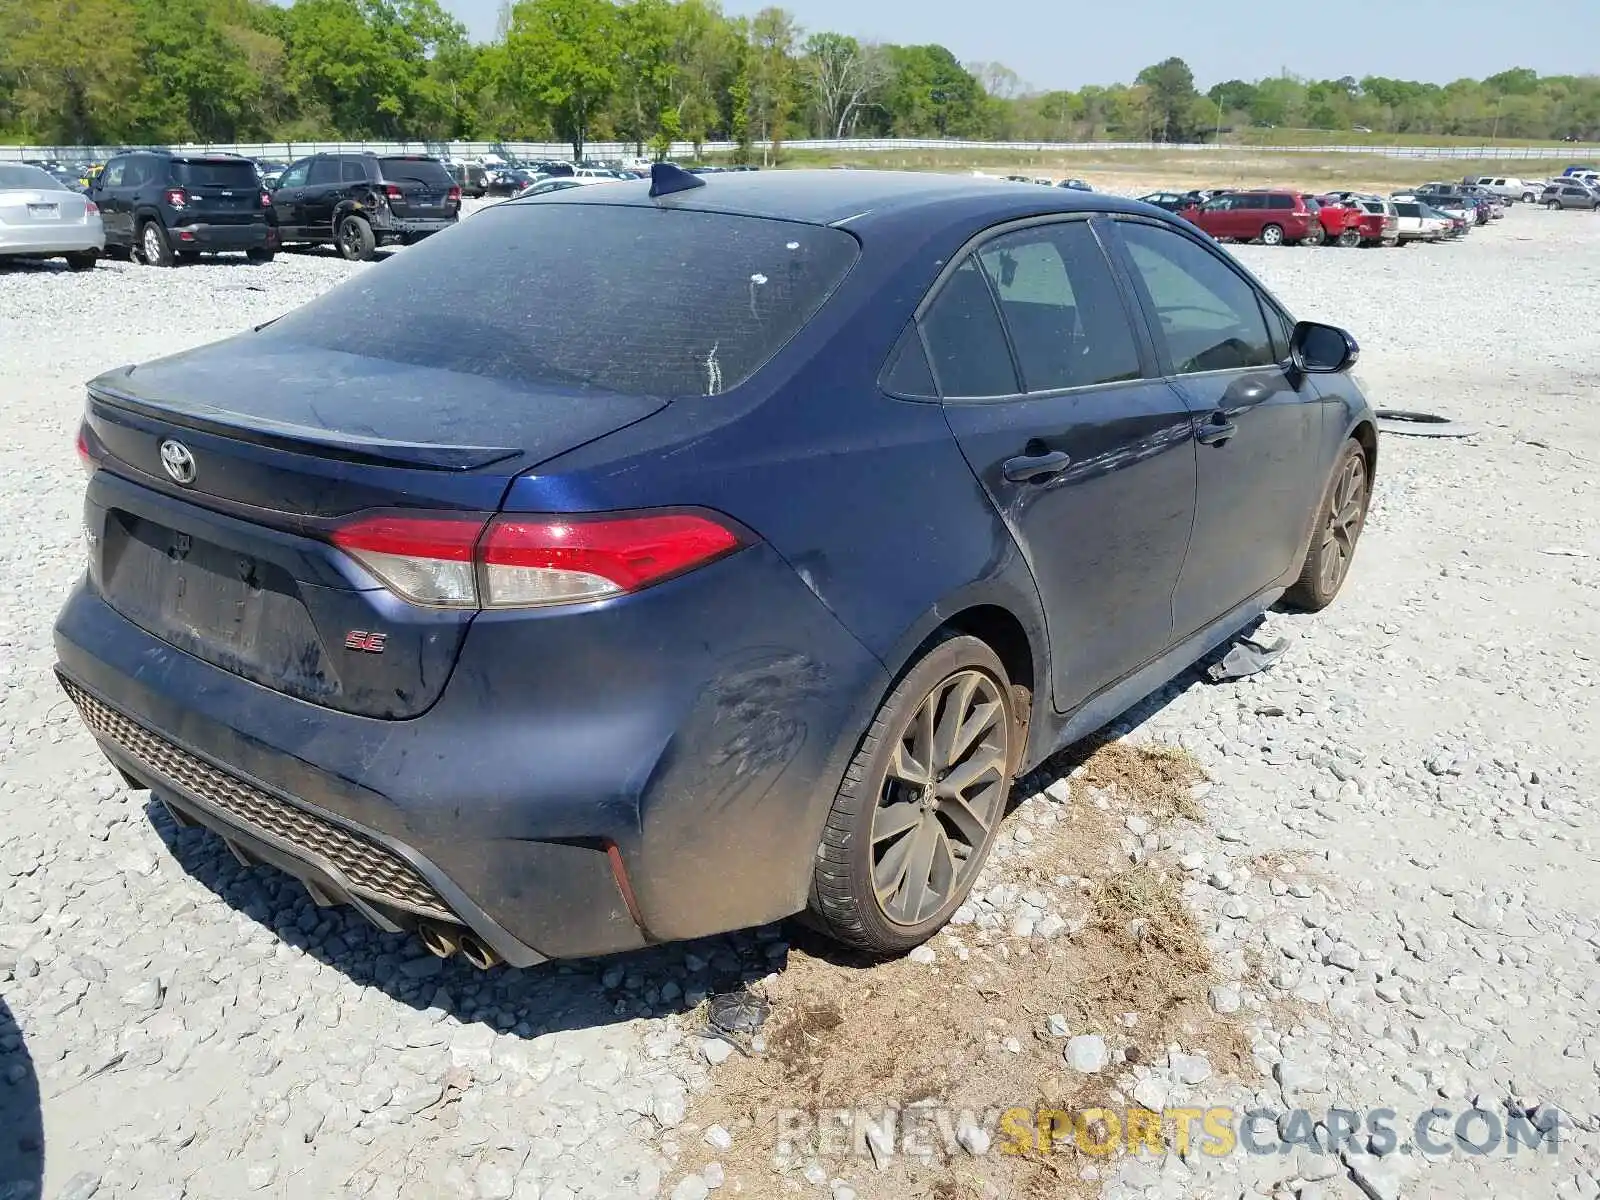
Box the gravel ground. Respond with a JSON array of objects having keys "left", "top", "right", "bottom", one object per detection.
[{"left": 2, "top": 203, "right": 1598, "bottom": 1200}]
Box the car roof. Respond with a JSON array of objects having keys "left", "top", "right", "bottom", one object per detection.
[{"left": 505, "top": 168, "right": 1138, "bottom": 229}]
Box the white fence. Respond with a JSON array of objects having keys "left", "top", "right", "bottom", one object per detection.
[{"left": 2, "top": 137, "right": 1596, "bottom": 163}]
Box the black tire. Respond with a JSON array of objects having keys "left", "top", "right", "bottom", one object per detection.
[
  {"left": 245, "top": 247, "right": 275, "bottom": 264},
  {"left": 1336, "top": 228, "right": 1362, "bottom": 248},
  {"left": 1299, "top": 226, "right": 1324, "bottom": 247},
  {"left": 337, "top": 215, "right": 376, "bottom": 262},
  {"left": 139, "top": 220, "right": 173, "bottom": 267},
  {"left": 1284, "top": 439, "right": 1369, "bottom": 612},
  {"left": 102, "top": 243, "right": 131, "bottom": 262},
  {"left": 64, "top": 252, "right": 97, "bottom": 272},
  {"left": 808, "top": 633, "right": 1019, "bottom": 955},
  {"left": 1260, "top": 223, "right": 1285, "bottom": 246},
  {"left": 1547, "top": 200, "right": 1561, "bottom": 211}
]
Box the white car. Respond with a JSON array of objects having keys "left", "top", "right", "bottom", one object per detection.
[
  {"left": 1395, "top": 192, "right": 1472, "bottom": 226},
  {"left": 1467, "top": 175, "right": 1538, "bottom": 203},
  {"left": 510, "top": 175, "right": 621, "bottom": 200},
  {"left": 1389, "top": 199, "right": 1451, "bottom": 243},
  {"left": 0, "top": 162, "right": 105, "bottom": 269}
]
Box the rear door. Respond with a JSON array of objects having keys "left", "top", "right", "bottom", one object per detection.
[
  {"left": 376, "top": 156, "right": 454, "bottom": 220},
  {"left": 269, "top": 159, "right": 310, "bottom": 238},
  {"left": 1106, "top": 217, "right": 1327, "bottom": 637},
  {"left": 925, "top": 218, "right": 1199, "bottom": 711},
  {"left": 301, "top": 157, "right": 343, "bottom": 235}
]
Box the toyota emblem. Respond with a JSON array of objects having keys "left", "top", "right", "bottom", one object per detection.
[{"left": 159, "top": 439, "right": 197, "bottom": 485}]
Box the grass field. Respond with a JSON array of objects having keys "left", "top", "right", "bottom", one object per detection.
[
  {"left": 1223, "top": 126, "right": 1594, "bottom": 150},
  {"left": 763, "top": 145, "right": 1572, "bottom": 193}
]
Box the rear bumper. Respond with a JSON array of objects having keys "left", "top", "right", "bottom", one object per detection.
[
  {"left": 373, "top": 215, "right": 456, "bottom": 239},
  {"left": 0, "top": 222, "right": 104, "bottom": 255},
  {"left": 53, "top": 540, "right": 889, "bottom": 962},
  {"left": 171, "top": 221, "right": 270, "bottom": 250}
]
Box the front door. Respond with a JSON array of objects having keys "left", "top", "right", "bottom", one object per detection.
[
  {"left": 1107, "top": 217, "right": 1329, "bottom": 638},
  {"left": 923, "top": 218, "right": 1200, "bottom": 712}
]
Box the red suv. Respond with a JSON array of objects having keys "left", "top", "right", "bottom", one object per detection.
[
  {"left": 1179, "top": 190, "right": 1320, "bottom": 245},
  {"left": 1318, "top": 194, "right": 1400, "bottom": 247}
]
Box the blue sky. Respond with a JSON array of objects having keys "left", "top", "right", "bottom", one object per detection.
[{"left": 441, "top": 0, "right": 1600, "bottom": 89}]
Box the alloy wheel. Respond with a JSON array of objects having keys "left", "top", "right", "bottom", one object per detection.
[
  {"left": 870, "top": 669, "right": 1009, "bottom": 927},
  {"left": 142, "top": 224, "right": 161, "bottom": 263},
  {"left": 1317, "top": 453, "right": 1367, "bottom": 596},
  {"left": 340, "top": 221, "right": 361, "bottom": 258}
]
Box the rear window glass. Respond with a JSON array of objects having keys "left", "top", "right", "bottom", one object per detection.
[
  {"left": 0, "top": 164, "right": 64, "bottom": 190},
  {"left": 378, "top": 157, "right": 453, "bottom": 187},
  {"left": 257, "top": 203, "right": 859, "bottom": 398},
  {"left": 175, "top": 159, "right": 258, "bottom": 188}
]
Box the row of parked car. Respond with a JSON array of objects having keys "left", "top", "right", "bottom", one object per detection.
[
  {"left": 1130, "top": 173, "right": 1598, "bottom": 249},
  {"left": 0, "top": 148, "right": 777, "bottom": 270}
]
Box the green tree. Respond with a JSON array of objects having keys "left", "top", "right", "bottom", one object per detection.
[
  {"left": 0, "top": 0, "right": 143, "bottom": 143},
  {"left": 503, "top": 0, "right": 618, "bottom": 160},
  {"left": 616, "top": 0, "right": 677, "bottom": 154},
  {"left": 738, "top": 7, "right": 796, "bottom": 164},
  {"left": 1135, "top": 56, "right": 1199, "bottom": 141}
]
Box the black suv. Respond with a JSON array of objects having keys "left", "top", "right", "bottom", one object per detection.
[
  {"left": 269, "top": 153, "right": 460, "bottom": 261},
  {"left": 91, "top": 151, "right": 274, "bottom": 265}
]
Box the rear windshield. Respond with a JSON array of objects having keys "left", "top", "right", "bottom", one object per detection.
[
  {"left": 175, "top": 159, "right": 258, "bottom": 188},
  {"left": 378, "top": 157, "right": 453, "bottom": 187},
  {"left": 258, "top": 203, "right": 860, "bottom": 398},
  {"left": 0, "top": 164, "right": 65, "bottom": 190}
]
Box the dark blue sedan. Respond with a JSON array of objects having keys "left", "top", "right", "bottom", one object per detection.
[{"left": 56, "top": 167, "right": 1376, "bottom": 966}]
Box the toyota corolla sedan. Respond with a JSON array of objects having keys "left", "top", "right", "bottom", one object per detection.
[
  {"left": 56, "top": 167, "right": 1376, "bottom": 968},
  {"left": 0, "top": 162, "right": 104, "bottom": 269}
]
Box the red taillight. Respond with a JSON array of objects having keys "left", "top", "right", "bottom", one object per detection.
[
  {"left": 164, "top": 187, "right": 188, "bottom": 208},
  {"left": 448, "top": 186, "right": 462, "bottom": 203},
  {"left": 329, "top": 510, "right": 743, "bottom": 609},
  {"left": 384, "top": 184, "right": 403, "bottom": 201},
  {"left": 479, "top": 513, "right": 741, "bottom": 607},
  {"left": 76, "top": 423, "right": 92, "bottom": 473},
  {"left": 85, "top": 200, "right": 99, "bottom": 215}
]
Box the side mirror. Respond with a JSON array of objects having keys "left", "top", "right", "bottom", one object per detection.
[{"left": 1291, "top": 321, "right": 1359, "bottom": 374}]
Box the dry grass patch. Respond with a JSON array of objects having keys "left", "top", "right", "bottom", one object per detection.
[{"left": 677, "top": 742, "right": 1254, "bottom": 1200}]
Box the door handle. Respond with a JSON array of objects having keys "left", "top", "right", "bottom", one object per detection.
[
  {"left": 1002, "top": 450, "right": 1072, "bottom": 483},
  {"left": 1195, "top": 413, "right": 1238, "bottom": 446}
]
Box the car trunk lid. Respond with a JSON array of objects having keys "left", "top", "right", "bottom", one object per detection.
[
  {"left": 83, "top": 334, "right": 667, "bottom": 718},
  {"left": 0, "top": 187, "right": 89, "bottom": 225}
]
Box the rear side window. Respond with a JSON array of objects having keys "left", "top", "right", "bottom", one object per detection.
[
  {"left": 379, "top": 157, "right": 453, "bottom": 187},
  {"left": 881, "top": 326, "right": 937, "bottom": 397},
  {"left": 174, "top": 159, "right": 257, "bottom": 188},
  {"left": 1116, "top": 221, "right": 1274, "bottom": 375},
  {"left": 257, "top": 204, "right": 859, "bottom": 398},
  {"left": 974, "top": 223, "right": 1141, "bottom": 392},
  {"left": 1267, "top": 194, "right": 1294, "bottom": 210},
  {"left": 921, "top": 260, "right": 1019, "bottom": 398},
  {"left": 342, "top": 160, "right": 370, "bottom": 184}
]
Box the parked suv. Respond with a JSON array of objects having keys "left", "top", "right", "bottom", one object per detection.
[
  {"left": 90, "top": 151, "right": 273, "bottom": 266},
  {"left": 1466, "top": 176, "right": 1537, "bottom": 203},
  {"left": 270, "top": 153, "right": 460, "bottom": 261},
  {"left": 1180, "top": 190, "right": 1320, "bottom": 245},
  {"left": 1541, "top": 181, "right": 1600, "bottom": 211}
]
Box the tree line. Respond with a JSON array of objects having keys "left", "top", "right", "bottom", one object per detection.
[{"left": 2, "top": 0, "right": 1597, "bottom": 157}]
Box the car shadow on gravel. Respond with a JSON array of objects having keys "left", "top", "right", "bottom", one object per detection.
[
  {"left": 143, "top": 798, "right": 780, "bottom": 1038},
  {"left": 0, "top": 995, "right": 44, "bottom": 1198}
]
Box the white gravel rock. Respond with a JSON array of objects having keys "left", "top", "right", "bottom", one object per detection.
[{"left": 1064, "top": 1034, "right": 1110, "bottom": 1073}]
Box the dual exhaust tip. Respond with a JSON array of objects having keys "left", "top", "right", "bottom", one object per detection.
[{"left": 419, "top": 922, "right": 501, "bottom": 970}]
